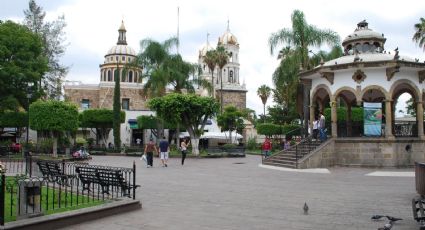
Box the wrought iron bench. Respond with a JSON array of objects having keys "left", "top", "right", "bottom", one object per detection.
[{"left": 36, "top": 160, "right": 75, "bottom": 185}]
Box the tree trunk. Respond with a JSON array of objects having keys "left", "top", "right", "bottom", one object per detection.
[
  {"left": 52, "top": 131, "right": 58, "bottom": 158},
  {"left": 191, "top": 137, "right": 200, "bottom": 156},
  {"left": 176, "top": 123, "right": 180, "bottom": 149}
]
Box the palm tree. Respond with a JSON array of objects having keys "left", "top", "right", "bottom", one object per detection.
[
  {"left": 203, "top": 50, "right": 217, "bottom": 97},
  {"left": 136, "top": 37, "right": 178, "bottom": 139},
  {"left": 268, "top": 9, "right": 340, "bottom": 70},
  {"left": 413, "top": 17, "right": 425, "bottom": 51},
  {"left": 257, "top": 85, "right": 271, "bottom": 122},
  {"left": 215, "top": 45, "right": 229, "bottom": 113}
]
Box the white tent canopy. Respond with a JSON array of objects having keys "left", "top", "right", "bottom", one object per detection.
[{"left": 179, "top": 131, "right": 242, "bottom": 140}]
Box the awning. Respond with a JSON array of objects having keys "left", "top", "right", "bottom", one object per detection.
[{"left": 128, "top": 119, "right": 138, "bottom": 129}]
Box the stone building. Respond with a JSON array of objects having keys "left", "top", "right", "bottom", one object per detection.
[
  {"left": 64, "top": 21, "right": 151, "bottom": 147},
  {"left": 64, "top": 21, "right": 248, "bottom": 147}
]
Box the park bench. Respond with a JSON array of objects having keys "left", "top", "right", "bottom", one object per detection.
[
  {"left": 75, "top": 165, "right": 139, "bottom": 197},
  {"left": 36, "top": 160, "right": 75, "bottom": 185}
]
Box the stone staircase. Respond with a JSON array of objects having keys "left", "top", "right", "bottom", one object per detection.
[{"left": 263, "top": 139, "right": 323, "bottom": 168}]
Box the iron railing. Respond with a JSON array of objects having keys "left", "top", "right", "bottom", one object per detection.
[
  {"left": 393, "top": 121, "right": 418, "bottom": 137},
  {"left": 0, "top": 157, "right": 138, "bottom": 225}
]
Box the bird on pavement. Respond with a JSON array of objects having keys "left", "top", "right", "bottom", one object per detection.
[
  {"left": 303, "top": 202, "right": 309, "bottom": 215},
  {"left": 377, "top": 223, "right": 393, "bottom": 230},
  {"left": 371, "top": 215, "right": 385, "bottom": 220},
  {"left": 386, "top": 216, "right": 402, "bottom": 222}
]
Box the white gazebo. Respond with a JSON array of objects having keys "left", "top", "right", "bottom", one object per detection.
[{"left": 299, "top": 20, "right": 425, "bottom": 167}]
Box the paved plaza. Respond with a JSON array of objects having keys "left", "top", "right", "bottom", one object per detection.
[{"left": 62, "top": 155, "right": 418, "bottom": 230}]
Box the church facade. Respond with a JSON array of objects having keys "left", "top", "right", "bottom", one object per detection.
[{"left": 64, "top": 21, "right": 247, "bottom": 147}]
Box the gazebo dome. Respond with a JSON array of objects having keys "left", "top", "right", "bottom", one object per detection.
[{"left": 342, "top": 20, "right": 386, "bottom": 55}]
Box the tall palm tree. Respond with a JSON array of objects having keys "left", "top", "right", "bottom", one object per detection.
[
  {"left": 268, "top": 9, "right": 340, "bottom": 70},
  {"left": 257, "top": 85, "right": 271, "bottom": 122},
  {"left": 203, "top": 50, "right": 217, "bottom": 97},
  {"left": 215, "top": 45, "right": 229, "bottom": 113},
  {"left": 413, "top": 17, "right": 425, "bottom": 51},
  {"left": 136, "top": 37, "right": 178, "bottom": 139}
]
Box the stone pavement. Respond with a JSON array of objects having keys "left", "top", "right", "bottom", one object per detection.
[{"left": 61, "top": 155, "right": 419, "bottom": 230}]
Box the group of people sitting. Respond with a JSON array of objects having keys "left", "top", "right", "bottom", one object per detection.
[{"left": 72, "top": 147, "right": 90, "bottom": 158}]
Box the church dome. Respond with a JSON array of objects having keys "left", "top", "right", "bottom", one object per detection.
[
  {"left": 107, "top": 45, "right": 136, "bottom": 56},
  {"left": 199, "top": 43, "right": 214, "bottom": 57},
  {"left": 105, "top": 21, "right": 136, "bottom": 57},
  {"left": 219, "top": 29, "right": 238, "bottom": 46}
]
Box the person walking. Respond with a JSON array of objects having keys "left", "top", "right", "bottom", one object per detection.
[
  {"left": 319, "top": 111, "right": 326, "bottom": 141},
  {"left": 144, "top": 138, "right": 158, "bottom": 168},
  {"left": 180, "top": 138, "right": 190, "bottom": 165},
  {"left": 262, "top": 138, "right": 272, "bottom": 158},
  {"left": 312, "top": 115, "right": 319, "bottom": 140},
  {"left": 159, "top": 136, "right": 170, "bottom": 167}
]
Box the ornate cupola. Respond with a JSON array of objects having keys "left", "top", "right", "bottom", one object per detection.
[
  {"left": 117, "top": 20, "right": 127, "bottom": 45},
  {"left": 342, "top": 20, "right": 387, "bottom": 55}
]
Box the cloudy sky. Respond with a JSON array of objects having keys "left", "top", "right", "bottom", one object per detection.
[{"left": 1, "top": 0, "right": 425, "bottom": 116}]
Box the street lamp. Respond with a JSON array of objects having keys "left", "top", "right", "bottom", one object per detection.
[{"left": 25, "top": 82, "right": 34, "bottom": 155}]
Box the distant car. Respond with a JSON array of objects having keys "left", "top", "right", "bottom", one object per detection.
[{"left": 10, "top": 143, "right": 21, "bottom": 153}]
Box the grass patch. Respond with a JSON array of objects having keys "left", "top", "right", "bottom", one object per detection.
[{"left": 3, "top": 176, "right": 105, "bottom": 222}]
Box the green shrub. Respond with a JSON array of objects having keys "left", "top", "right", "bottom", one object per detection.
[{"left": 246, "top": 137, "right": 257, "bottom": 150}]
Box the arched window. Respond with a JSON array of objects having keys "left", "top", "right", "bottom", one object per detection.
[
  {"left": 229, "top": 70, "right": 234, "bottom": 83},
  {"left": 129, "top": 71, "right": 133, "bottom": 82},
  {"left": 107, "top": 70, "right": 112, "bottom": 81}
]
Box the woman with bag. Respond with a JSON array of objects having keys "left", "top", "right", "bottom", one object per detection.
[
  {"left": 144, "top": 138, "right": 158, "bottom": 168},
  {"left": 180, "top": 138, "right": 190, "bottom": 165}
]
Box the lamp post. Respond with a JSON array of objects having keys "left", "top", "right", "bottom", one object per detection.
[{"left": 25, "top": 82, "right": 34, "bottom": 155}]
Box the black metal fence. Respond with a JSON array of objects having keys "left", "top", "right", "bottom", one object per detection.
[
  {"left": 0, "top": 157, "right": 138, "bottom": 225},
  {"left": 393, "top": 121, "right": 418, "bottom": 137}
]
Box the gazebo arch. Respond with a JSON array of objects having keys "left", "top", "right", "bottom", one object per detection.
[
  {"left": 334, "top": 87, "right": 361, "bottom": 137},
  {"left": 389, "top": 79, "right": 423, "bottom": 137},
  {"left": 360, "top": 85, "right": 389, "bottom": 101}
]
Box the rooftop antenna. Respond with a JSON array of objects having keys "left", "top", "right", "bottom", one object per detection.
[{"left": 177, "top": 6, "right": 180, "bottom": 54}]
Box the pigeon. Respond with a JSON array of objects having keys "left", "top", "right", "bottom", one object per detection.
[
  {"left": 386, "top": 216, "right": 402, "bottom": 222},
  {"left": 377, "top": 223, "right": 393, "bottom": 230},
  {"left": 371, "top": 215, "right": 385, "bottom": 220},
  {"left": 303, "top": 202, "right": 309, "bottom": 214}
]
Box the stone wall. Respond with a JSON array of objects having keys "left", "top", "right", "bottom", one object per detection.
[
  {"left": 65, "top": 88, "right": 100, "bottom": 108},
  {"left": 217, "top": 90, "right": 247, "bottom": 111},
  {"left": 300, "top": 137, "right": 425, "bottom": 168},
  {"left": 65, "top": 86, "right": 148, "bottom": 110},
  {"left": 299, "top": 140, "right": 336, "bottom": 168}
]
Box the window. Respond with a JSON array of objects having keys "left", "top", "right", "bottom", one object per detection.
[
  {"left": 129, "top": 71, "right": 133, "bottom": 82},
  {"left": 107, "top": 70, "right": 112, "bottom": 81},
  {"left": 115, "top": 56, "right": 118, "bottom": 61},
  {"left": 122, "top": 98, "right": 130, "bottom": 110},
  {"left": 81, "top": 99, "right": 90, "bottom": 109},
  {"left": 229, "top": 70, "right": 233, "bottom": 83},
  {"left": 122, "top": 56, "right": 125, "bottom": 61}
]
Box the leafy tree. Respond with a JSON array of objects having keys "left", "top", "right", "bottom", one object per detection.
[
  {"left": 80, "top": 109, "right": 125, "bottom": 146},
  {"left": 257, "top": 85, "right": 272, "bottom": 120},
  {"left": 413, "top": 17, "right": 425, "bottom": 51},
  {"left": 256, "top": 123, "right": 280, "bottom": 139},
  {"left": 217, "top": 106, "right": 245, "bottom": 143},
  {"left": 215, "top": 45, "right": 229, "bottom": 113},
  {"left": 113, "top": 65, "right": 121, "bottom": 149},
  {"left": 0, "top": 20, "right": 47, "bottom": 111},
  {"left": 23, "top": 0, "right": 68, "bottom": 99},
  {"left": 0, "top": 111, "right": 27, "bottom": 140},
  {"left": 268, "top": 104, "right": 298, "bottom": 125},
  {"left": 30, "top": 100, "right": 78, "bottom": 157},
  {"left": 268, "top": 9, "right": 340, "bottom": 69},
  {"left": 149, "top": 93, "right": 219, "bottom": 155}
]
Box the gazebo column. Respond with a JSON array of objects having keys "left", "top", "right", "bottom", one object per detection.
[
  {"left": 310, "top": 104, "right": 315, "bottom": 135},
  {"left": 347, "top": 104, "right": 352, "bottom": 137},
  {"left": 417, "top": 101, "right": 424, "bottom": 139},
  {"left": 331, "top": 100, "right": 337, "bottom": 138},
  {"left": 385, "top": 100, "right": 394, "bottom": 139}
]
